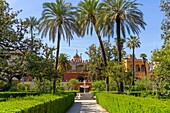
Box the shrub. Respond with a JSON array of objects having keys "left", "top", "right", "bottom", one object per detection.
[
  {"left": 96, "top": 92, "right": 170, "bottom": 113},
  {"left": 0, "top": 93, "right": 74, "bottom": 113},
  {"left": 32, "top": 78, "right": 52, "bottom": 93},
  {"left": 68, "top": 79, "right": 78, "bottom": 90},
  {"left": 0, "top": 98, "right": 6, "bottom": 102},
  {"left": 92, "top": 80, "right": 105, "bottom": 91},
  {"left": 0, "top": 92, "right": 39, "bottom": 98},
  {"left": 17, "top": 82, "right": 31, "bottom": 91}
]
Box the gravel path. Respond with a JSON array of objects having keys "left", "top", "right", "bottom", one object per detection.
[{"left": 66, "top": 100, "right": 109, "bottom": 113}]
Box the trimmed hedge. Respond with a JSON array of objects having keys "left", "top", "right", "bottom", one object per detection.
[
  {"left": 0, "top": 98, "right": 6, "bottom": 102},
  {"left": 0, "top": 92, "right": 39, "bottom": 98},
  {"left": 0, "top": 93, "right": 74, "bottom": 113},
  {"left": 96, "top": 92, "right": 170, "bottom": 113}
]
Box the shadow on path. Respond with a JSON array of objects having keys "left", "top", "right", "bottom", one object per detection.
[{"left": 66, "top": 100, "right": 109, "bottom": 113}]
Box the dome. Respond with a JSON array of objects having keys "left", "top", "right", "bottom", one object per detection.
[{"left": 73, "top": 53, "right": 80, "bottom": 60}]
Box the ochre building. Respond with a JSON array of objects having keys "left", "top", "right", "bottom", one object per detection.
[{"left": 124, "top": 54, "right": 150, "bottom": 79}]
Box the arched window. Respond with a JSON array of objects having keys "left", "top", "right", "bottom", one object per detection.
[
  {"left": 77, "top": 76, "right": 84, "bottom": 82},
  {"left": 136, "top": 65, "right": 140, "bottom": 72}
]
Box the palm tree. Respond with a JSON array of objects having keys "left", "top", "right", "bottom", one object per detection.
[
  {"left": 140, "top": 53, "right": 147, "bottom": 76},
  {"left": 58, "top": 53, "right": 72, "bottom": 82},
  {"left": 127, "top": 36, "right": 141, "bottom": 85},
  {"left": 39, "top": 0, "right": 79, "bottom": 94},
  {"left": 25, "top": 16, "right": 39, "bottom": 52},
  {"left": 77, "top": 0, "right": 109, "bottom": 91},
  {"left": 98, "top": 0, "right": 146, "bottom": 93}
]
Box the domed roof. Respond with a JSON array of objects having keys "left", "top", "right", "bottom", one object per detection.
[{"left": 73, "top": 53, "right": 80, "bottom": 59}]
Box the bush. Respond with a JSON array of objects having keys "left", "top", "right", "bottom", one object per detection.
[
  {"left": 0, "top": 93, "right": 74, "bottom": 113},
  {"left": 0, "top": 98, "right": 6, "bottom": 102},
  {"left": 0, "top": 92, "right": 39, "bottom": 98},
  {"left": 92, "top": 80, "right": 105, "bottom": 91},
  {"left": 68, "top": 79, "right": 78, "bottom": 90},
  {"left": 96, "top": 92, "right": 170, "bottom": 113},
  {"left": 17, "top": 82, "right": 31, "bottom": 91},
  {"left": 32, "top": 78, "right": 52, "bottom": 93}
]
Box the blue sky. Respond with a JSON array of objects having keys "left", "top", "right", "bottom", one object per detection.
[{"left": 6, "top": 0, "right": 164, "bottom": 61}]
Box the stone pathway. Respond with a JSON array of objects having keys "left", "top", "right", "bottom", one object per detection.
[{"left": 66, "top": 100, "right": 109, "bottom": 113}]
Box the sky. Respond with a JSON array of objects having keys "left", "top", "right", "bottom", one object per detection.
[{"left": 6, "top": 0, "right": 164, "bottom": 61}]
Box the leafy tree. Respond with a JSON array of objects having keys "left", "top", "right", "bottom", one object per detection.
[
  {"left": 86, "top": 41, "right": 119, "bottom": 81},
  {"left": 151, "top": 0, "right": 170, "bottom": 97},
  {"left": 85, "top": 44, "right": 103, "bottom": 81},
  {"left": 160, "top": 0, "right": 170, "bottom": 44},
  {"left": 127, "top": 36, "right": 141, "bottom": 85},
  {"left": 98, "top": 0, "right": 146, "bottom": 93},
  {"left": 103, "top": 61, "right": 128, "bottom": 93},
  {"left": 77, "top": 0, "right": 109, "bottom": 91},
  {"left": 152, "top": 43, "right": 170, "bottom": 87},
  {"left": 58, "top": 53, "right": 72, "bottom": 82},
  {"left": 24, "top": 44, "right": 56, "bottom": 80},
  {"left": 39, "top": 0, "right": 79, "bottom": 93},
  {"left": 140, "top": 53, "right": 147, "bottom": 58},
  {"left": 0, "top": 1, "right": 34, "bottom": 90}
]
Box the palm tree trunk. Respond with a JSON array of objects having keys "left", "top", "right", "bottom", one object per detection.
[
  {"left": 95, "top": 27, "right": 109, "bottom": 91},
  {"left": 31, "top": 27, "right": 34, "bottom": 52},
  {"left": 132, "top": 46, "right": 135, "bottom": 85},
  {"left": 53, "top": 27, "right": 61, "bottom": 94},
  {"left": 144, "top": 62, "right": 147, "bottom": 76},
  {"left": 116, "top": 16, "right": 124, "bottom": 94}
]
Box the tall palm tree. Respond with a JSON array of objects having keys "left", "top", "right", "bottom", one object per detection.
[
  {"left": 77, "top": 0, "right": 109, "bottom": 91},
  {"left": 58, "top": 53, "right": 72, "bottom": 82},
  {"left": 98, "top": 0, "right": 146, "bottom": 93},
  {"left": 127, "top": 36, "right": 141, "bottom": 85},
  {"left": 25, "top": 16, "right": 39, "bottom": 52},
  {"left": 39, "top": 0, "right": 79, "bottom": 94}
]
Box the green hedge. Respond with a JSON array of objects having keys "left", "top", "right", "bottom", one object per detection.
[
  {"left": 0, "top": 92, "right": 39, "bottom": 98},
  {"left": 0, "top": 93, "right": 74, "bottom": 113},
  {"left": 96, "top": 93, "right": 170, "bottom": 113},
  {"left": 0, "top": 98, "right": 6, "bottom": 102}
]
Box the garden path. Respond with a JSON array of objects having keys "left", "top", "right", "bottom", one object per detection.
[{"left": 66, "top": 100, "right": 109, "bottom": 113}]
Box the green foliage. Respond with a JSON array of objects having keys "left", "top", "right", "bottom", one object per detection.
[
  {"left": 152, "top": 42, "right": 170, "bottom": 96},
  {"left": 0, "top": 92, "right": 38, "bottom": 98},
  {"left": 0, "top": 93, "right": 74, "bottom": 113},
  {"left": 17, "top": 82, "right": 31, "bottom": 91},
  {"left": 56, "top": 80, "right": 64, "bottom": 92},
  {"left": 96, "top": 93, "right": 170, "bottom": 113},
  {"left": 130, "top": 79, "right": 155, "bottom": 91},
  {"left": 160, "top": 0, "right": 170, "bottom": 44},
  {"left": 92, "top": 79, "right": 117, "bottom": 91},
  {"left": 58, "top": 53, "right": 72, "bottom": 81},
  {"left": 92, "top": 80, "right": 105, "bottom": 91},
  {"left": 103, "top": 61, "right": 128, "bottom": 92},
  {"left": 86, "top": 41, "right": 124, "bottom": 81},
  {"left": 32, "top": 78, "right": 52, "bottom": 94},
  {"left": 68, "top": 79, "right": 78, "bottom": 90},
  {"left": 0, "top": 98, "right": 6, "bottom": 102}
]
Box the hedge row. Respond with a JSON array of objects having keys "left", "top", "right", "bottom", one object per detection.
[
  {"left": 0, "top": 92, "right": 39, "bottom": 98},
  {"left": 0, "top": 98, "right": 6, "bottom": 102},
  {"left": 96, "top": 93, "right": 170, "bottom": 113},
  {"left": 0, "top": 93, "right": 74, "bottom": 113}
]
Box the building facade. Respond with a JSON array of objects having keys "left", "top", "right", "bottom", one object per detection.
[
  {"left": 63, "top": 51, "right": 92, "bottom": 92},
  {"left": 124, "top": 54, "right": 150, "bottom": 79}
]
